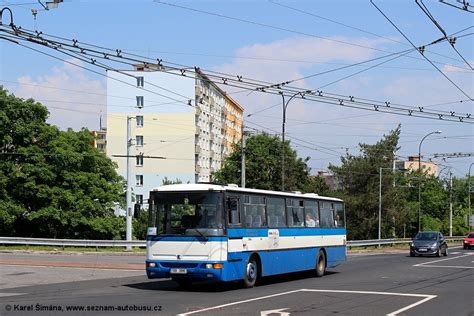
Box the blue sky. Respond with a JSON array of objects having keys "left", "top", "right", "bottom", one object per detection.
[{"left": 1, "top": 0, "right": 472, "bottom": 177}]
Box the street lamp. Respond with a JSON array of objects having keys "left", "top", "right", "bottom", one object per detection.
[
  {"left": 469, "top": 162, "right": 474, "bottom": 231},
  {"left": 417, "top": 130, "right": 442, "bottom": 232},
  {"left": 280, "top": 90, "right": 314, "bottom": 191}
]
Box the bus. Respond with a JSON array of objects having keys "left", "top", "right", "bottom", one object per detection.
[{"left": 145, "top": 183, "right": 346, "bottom": 287}]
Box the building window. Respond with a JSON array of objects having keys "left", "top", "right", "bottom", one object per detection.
[
  {"left": 136, "top": 115, "right": 144, "bottom": 127},
  {"left": 136, "top": 77, "right": 144, "bottom": 87},
  {"left": 136, "top": 194, "right": 143, "bottom": 205},
  {"left": 136, "top": 96, "right": 144, "bottom": 108},
  {"left": 136, "top": 175, "right": 143, "bottom": 186},
  {"left": 136, "top": 135, "right": 143, "bottom": 146},
  {"left": 136, "top": 154, "right": 143, "bottom": 166}
]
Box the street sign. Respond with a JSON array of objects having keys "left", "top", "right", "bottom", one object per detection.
[{"left": 468, "top": 215, "right": 474, "bottom": 227}]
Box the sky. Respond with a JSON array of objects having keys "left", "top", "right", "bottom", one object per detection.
[{"left": 1, "top": 0, "right": 473, "bottom": 178}]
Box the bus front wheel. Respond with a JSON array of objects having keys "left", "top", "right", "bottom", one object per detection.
[
  {"left": 315, "top": 250, "right": 326, "bottom": 277},
  {"left": 243, "top": 256, "right": 258, "bottom": 288}
]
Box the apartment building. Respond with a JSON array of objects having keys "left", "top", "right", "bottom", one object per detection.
[
  {"left": 395, "top": 156, "right": 438, "bottom": 176},
  {"left": 91, "top": 129, "right": 107, "bottom": 152},
  {"left": 106, "top": 66, "right": 244, "bottom": 208}
]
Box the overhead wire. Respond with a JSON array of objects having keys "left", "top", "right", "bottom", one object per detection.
[
  {"left": 439, "top": 0, "right": 474, "bottom": 13},
  {"left": 416, "top": 0, "right": 473, "bottom": 70},
  {"left": 268, "top": 0, "right": 466, "bottom": 64},
  {"left": 1, "top": 21, "right": 473, "bottom": 124},
  {"left": 370, "top": 0, "right": 473, "bottom": 101},
  {"left": 154, "top": 0, "right": 470, "bottom": 70}
]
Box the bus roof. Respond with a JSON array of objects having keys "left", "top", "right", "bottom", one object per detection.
[{"left": 151, "top": 183, "right": 343, "bottom": 202}]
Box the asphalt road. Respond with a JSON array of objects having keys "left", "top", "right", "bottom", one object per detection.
[{"left": 0, "top": 247, "right": 473, "bottom": 315}]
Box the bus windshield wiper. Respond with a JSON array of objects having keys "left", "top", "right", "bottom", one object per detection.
[{"left": 188, "top": 228, "right": 208, "bottom": 241}]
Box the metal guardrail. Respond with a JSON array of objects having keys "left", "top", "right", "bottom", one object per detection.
[
  {"left": 347, "top": 237, "right": 464, "bottom": 248},
  {"left": 0, "top": 237, "right": 145, "bottom": 248},
  {"left": 0, "top": 236, "right": 466, "bottom": 248}
]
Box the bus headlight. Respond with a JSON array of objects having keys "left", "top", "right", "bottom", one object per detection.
[
  {"left": 205, "top": 264, "right": 213, "bottom": 269},
  {"left": 147, "top": 262, "right": 156, "bottom": 268}
]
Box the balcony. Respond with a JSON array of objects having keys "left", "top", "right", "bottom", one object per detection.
[
  {"left": 195, "top": 86, "right": 202, "bottom": 96},
  {"left": 195, "top": 126, "right": 201, "bottom": 135},
  {"left": 195, "top": 145, "right": 201, "bottom": 154},
  {"left": 195, "top": 165, "right": 201, "bottom": 173}
]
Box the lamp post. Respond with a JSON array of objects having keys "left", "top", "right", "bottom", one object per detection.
[
  {"left": 280, "top": 90, "right": 313, "bottom": 191},
  {"left": 417, "top": 130, "right": 442, "bottom": 232},
  {"left": 469, "top": 162, "right": 474, "bottom": 231}
]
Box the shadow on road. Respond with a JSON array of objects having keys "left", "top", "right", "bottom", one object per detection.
[{"left": 125, "top": 270, "right": 339, "bottom": 293}]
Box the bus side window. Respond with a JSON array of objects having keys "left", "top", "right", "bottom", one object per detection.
[
  {"left": 267, "top": 197, "right": 286, "bottom": 228},
  {"left": 227, "top": 197, "right": 240, "bottom": 226},
  {"left": 334, "top": 202, "right": 345, "bottom": 228},
  {"left": 286, "top": 199, "right": 304, "bottom": 227},
  {"left": 320, "top": 201, "right": 335, "bottom": 228}
]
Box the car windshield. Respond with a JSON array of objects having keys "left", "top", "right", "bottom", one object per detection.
[
  {"left": 468, "top": 233, "right": 474, "bottom": 238},
  {"left": 415, "top": 232, "right": 438, "bottom": 241}
]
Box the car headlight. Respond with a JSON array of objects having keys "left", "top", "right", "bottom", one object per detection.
[
  {"left": 410, "top": 242, "right": 414, "bottom": 247},
  {"left": 431, "top": 243, "right": 438, "bottom": 248}
]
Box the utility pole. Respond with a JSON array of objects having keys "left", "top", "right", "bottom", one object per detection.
[
  {"left": 379, "top": 167, "right": 382, "bottom": 242},
  {"left": 469, "top": 162, "right": 473, "bottom": 231},
  {"left": 126, "top": 116, "right": 133, "bottom": 250},
  {"left": 449, "top": 170, "right": 453, "bottom": 237},
  {"left": 418, "top": 130, "right": 442, "bottom": 232},
  {"left": 241, "top": 126, "right": 246, "bottom": 188}
]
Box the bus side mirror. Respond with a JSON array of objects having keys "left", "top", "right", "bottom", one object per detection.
[{"left": 134, "top": 203, "right": 141, "bottom": 218}]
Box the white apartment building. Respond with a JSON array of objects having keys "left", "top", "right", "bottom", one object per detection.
[{"left": 106, "top": 66, "right": 244, "bottom": 209}]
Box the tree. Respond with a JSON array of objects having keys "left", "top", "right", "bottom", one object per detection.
[
  {"left": 213, "top": 133, "right": 312, "bottom": 192},
  {"left": 329, "top": 125, "right": 405, "bottom": 240},
  {"left": 0, "top": 88, "right": 125, "bottom": 239}
]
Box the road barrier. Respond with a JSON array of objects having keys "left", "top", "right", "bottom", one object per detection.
[{"left": 0, "top": 236, "right": 465, "bottom": 249}]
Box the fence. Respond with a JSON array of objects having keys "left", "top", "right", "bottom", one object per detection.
[{"left": 0, "top": 236, "right": 465, "bottom": 249}]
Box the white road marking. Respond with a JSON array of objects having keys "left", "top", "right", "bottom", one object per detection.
[
  {"left": 0, "top": 293, "right": 26, "bottom": 297},
  {"left": 450, "top": 252, "right": 460, "bottom": 255},
  {"left": 178, "top": 288, "right": 437, "bottom": 316},
  {"left": 177, "top": 290, "right": 301, "bottom": 315},
  {"left": 413, "top": 253, "right": 474, "bottom": 267},
  {"left": 416, "top": 264, "right": 474, "bottom": 269},
  {"left": 260, "top": 308, "right": 290, "bottom": 315}
]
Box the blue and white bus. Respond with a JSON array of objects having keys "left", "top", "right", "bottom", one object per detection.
[{"left": 146, "top": 183, "right": 346, "bottom": 287}]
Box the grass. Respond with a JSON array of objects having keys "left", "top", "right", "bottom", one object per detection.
[{"left": 0, "top": 244, "right": 146, "bottom": 253}]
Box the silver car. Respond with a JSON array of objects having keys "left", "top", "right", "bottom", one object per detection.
[{"left": 410, "top": 231, "right": 448, "bottom": 257}]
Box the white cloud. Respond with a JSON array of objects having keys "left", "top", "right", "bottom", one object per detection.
[
  {"left": 211, "top": 36, "right": 473, "bottom": 175},
  {"left": 13, "top": 59, "right": 106, "bottom": 131}
]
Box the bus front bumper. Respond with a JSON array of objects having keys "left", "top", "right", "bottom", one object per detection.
[{"left": 146, "top": 260, "right": 224, "bottom": 280}]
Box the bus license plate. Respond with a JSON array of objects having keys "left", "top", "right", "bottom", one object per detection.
[{"left": 171, "top": 268, "right": 187, "bottom": 274}]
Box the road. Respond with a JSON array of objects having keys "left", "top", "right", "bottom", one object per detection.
[{"left": 0, "top": 247, "right": 473, "bottom": 315}]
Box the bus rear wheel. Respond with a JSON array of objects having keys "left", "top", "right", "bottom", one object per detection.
[
  {"left": 243, "top": 256, "right": 258, "bottom": 288},
  {"left": 315, "top": 250, "right": 326, "bottom": 277}
]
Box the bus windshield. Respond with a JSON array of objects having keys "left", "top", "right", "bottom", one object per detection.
[{"left": 149, "top": 192, "right": 224, "bottom": 236}]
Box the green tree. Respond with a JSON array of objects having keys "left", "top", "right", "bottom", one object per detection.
[
  {"left": 0, "top": 88, "right": 125, "bottom": 239},
  {"left": 213, "top": 133, "right": 312, "bottom": 192},
  {"left": 329, "top": 125, "right": 406, "bottom": 240}
]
